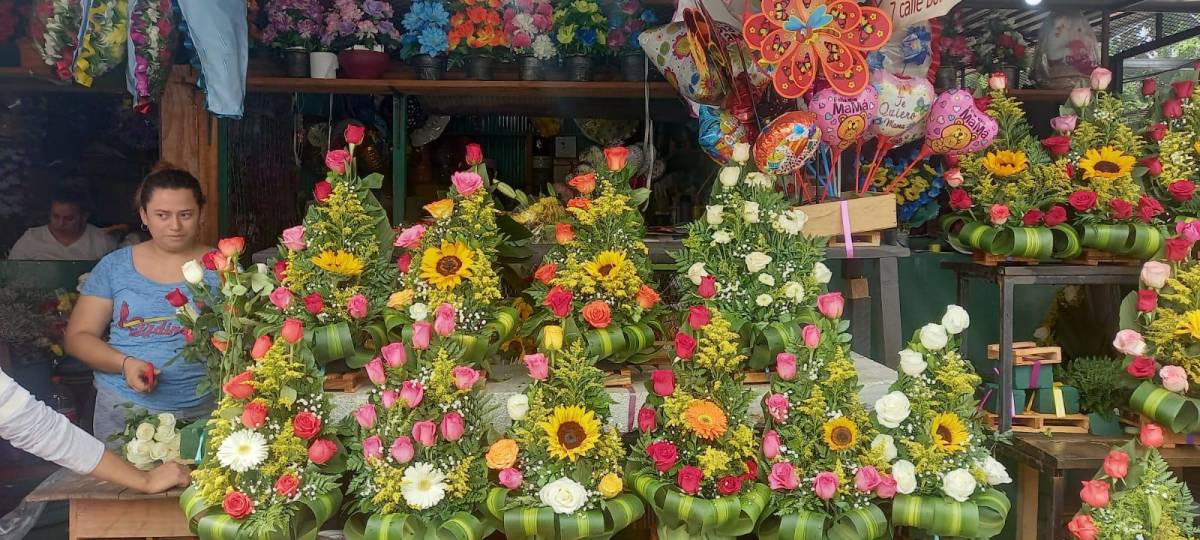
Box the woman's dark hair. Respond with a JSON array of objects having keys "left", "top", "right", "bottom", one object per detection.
[{"left": 136, "top": 164, "right": 206, "bottom": 209}]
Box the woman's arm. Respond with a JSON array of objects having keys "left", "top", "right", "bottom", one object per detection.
[
  {"left": 65, "top": 295, "right": 156, "bottom": 392},
  {"left": 89, "top": 452, "right": 191, "bottom": 494}
]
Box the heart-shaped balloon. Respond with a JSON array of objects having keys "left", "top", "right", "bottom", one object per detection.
[
  {"left": 924, "top": 89, "right": 998, "bottom": 156},
  {"left": 639, "top": 21, "right": 768, "bottom": 106},
  {"left": 698, "top": 105, "right": 751, "bottom": 164},
  {"left": 870, "top": 71, "right": 936, "bottom": 140},
  {"left": 810, "top": 85, "right": 879, "bottom": 152},
  {"left": 753, "top": 111, "right": 822, "bottom": 175}
]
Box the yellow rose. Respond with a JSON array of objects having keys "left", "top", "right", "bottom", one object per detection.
[
  {"left": 386, "top": 290, "right": 414, "bottom": 309},
  {"left": 486, "top": 439, "right": 519, "bottom": 470},
  {"left": 542, "top": 325, "right": 563, "bottom": 351},
  {"left": 424, "top": 199, "right": 455, "bottom": 220},
  {"left": 598, "top": 473, "right": 623, "bottom": 498}
]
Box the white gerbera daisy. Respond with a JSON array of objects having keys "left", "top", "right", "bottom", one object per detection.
[
  {"left": 401, "top": 462, "right": 447, "bottom": 510},
  {"left": 216, "top": 430, "right": 268, "bottom": 473}
]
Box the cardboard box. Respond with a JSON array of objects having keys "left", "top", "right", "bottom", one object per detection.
[
  {"left": 1031, "top": 385, "right": 1081, "bottom": 415},
  {"left": 800, "top": 192, "right": 897, "bottom": 237}
]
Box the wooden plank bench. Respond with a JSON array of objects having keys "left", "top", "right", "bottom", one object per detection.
[{"left": 25, "top": 469, "right": 192, "bottom": 540}]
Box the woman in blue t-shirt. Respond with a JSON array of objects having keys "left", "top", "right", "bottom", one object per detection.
[{"left": 66, "top": 168, "right": 218, "bottom": 442}]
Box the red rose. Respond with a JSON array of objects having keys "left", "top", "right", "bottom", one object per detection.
[
  {"left": 1013, "top": 44, "right": 1026, "bottom": 58},
  {"left": 677, "top": 465, "right": 703, "bottom": 494},
  {"left": 651, "top": 369, "right": 676, "bottom": 396},
  {"left": 1166, "top": 237, "right": 1193, "bottom": 261},
  {"left": 166, "top": 288, "right": 188, "bottom": 308},
  {"left": 637, "top": 407, "right": 656, "bottom": 433},
  {"left": 1138, "top": 196, "right": 1165, "bottom": 223},
  {"left": 1021, "top": 209, "right": 1043, "bottom": 227},
  {"left": 533, "top": 263, "right": 557, "bottom": 284},
  {"left": 182, "top": 328, "right": 195, "bottom": 343},
  {"left": 241, "top": 401, "right": 268, "bottom": 429},
  {"left": 997, "top": 33, "right": 1014, "bottom": 47},
  {"left": 742, "top": 459, "right": 758, "bottom": 481},
  {"left": 697, "top": 275, "right": 717, "bottom": 299},
  {"left": 1044, "top": 206, "right": 1068, "bottom": 227},
  {"left": 1164, "top": 99, "right": 1184, "bottom": 119},
  {"left": 313, "top": 180, "right": 333, "bottom": 202},
  {"left": 308, "top": 438, "right": 337, "bottom": 464},
  {"left": 1146, "top": 124, "right": 1168, "bottom": 143},
  {"left": 949, "top": 189, "right": 973, "bottom": 211},
  {"left": 1144, "top": 156, "right": 1164, "bottom": 175},
  {"left": 646, "top": 440, "right": 678, "bottom": 472},
  {"left": 324, "top": 150, "right": 350, "bottom": 174},
  {"left": 973, "top": 96, "right": 992, "bottom": 112},
  {"left": 344, "top": 124, "right": 365, "bottom": 145},
  {"left": 201, "top": 249, "right": 222, "bottom": 270},
  {"left": 1137, "top": 289, "right": 1158, "bottom": 313},
  {"left": 304, "top": 293, "right": 324, "bottom": 315},
  {"left": 222, "top": 370, "right": 254, "bottom": 400},
  {"left": 1109, "top": 199, "right": 1133, "bottom": 220},
  {"left": 1141, "top": 78, "right": 1157, "bottom": 96},
  {"left": 292, "top": 411, "right": 322, "bottom": 440},
  {"left": 544, "top": 286, "right": 573, "bottom": 317},
  {"left": 1126, "top": 356, "right": 1157, "bottom": 379},
  {"left": 1169, "top": 180, "right": 1196, "bottom": 202},
  {"left": 1068, "top": 191, "right": 1098, "bottom": 212},
  {"left": 674, "top": 331, "right": 696, "bottom": 359},
  {"left": 1065, "top": 163, "right": 1076, "bottom": 178},
  {"left": 1174, "top": 80, "right": 1195, "bottom": 100},
  {"left": 222, "top": 491, "right": 253, "bottom": 520},
  {"left": 1041, "top": 135, "right": 1071, "bottom": 157},
  {"left": 273, "top": 260, "right": 288, "bottom": 282},
  {"left": 274, "top": 473, "right": 300, "bottom": 498},
  {"left": 716, "top": 475, "right": 743, "bottom": 496},
  {"left": 465, "top": 143, "right": 484, "bottom": 166}
]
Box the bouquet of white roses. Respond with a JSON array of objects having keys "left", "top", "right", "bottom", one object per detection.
[{"left": 111, "top": 407, "right": 182, "bottom": 469}]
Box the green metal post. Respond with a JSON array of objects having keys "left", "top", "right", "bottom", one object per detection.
[{"left": 393, "top": 94, "right": 409, "bottom": 224}]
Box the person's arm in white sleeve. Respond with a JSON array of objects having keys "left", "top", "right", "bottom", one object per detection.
[
  {"left": 7, "top": 229, "right": 37, "bottom": 260},
  {"left": 0, "top": 370, "right": 189, "bottom": 493}
]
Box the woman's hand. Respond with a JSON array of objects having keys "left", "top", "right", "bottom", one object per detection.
[
  {"left": 138, "top": 461, "right": 192, "bottom": 494},
  {"left": 123, "top": 357, "right": 159, "bottom": 393}
]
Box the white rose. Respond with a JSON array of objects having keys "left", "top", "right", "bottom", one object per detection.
[
  {"left": 871, "top": 434, "right": 897, "bottom": 462},
  {"left": 874, "top": 391, "right": 911, "bottom": 428},
  {"left": 125, "top": 441, "right": 151, "bottom": 466},
  {"left": 135, "top": 423, "right": 156, "bottom": 441},
  {"left": 1141, "top": 261, "right": 1171, "bottom": 289},
  {"left": 783, "top": 281, "right": 804, "bottom": 302},
  {"left": 758, "top": 274, "right": 776, "bottom": 287},
  {"left": 149, "top": 442, "right": 170, "bottom": 461},
  {"left": 919, "top": 323, "right": 949, "bottom": 351},
  {"left": 892, "top": 460, "right": 917, "bottom": 494},
  {"left": 687, "top": 262, "right": 708, "bottom": 286},
  {"left": 507, "top": 394, "right": 530, "bottom": 421},
  {"left": 745, "top": 172, "right": 773, "bottom": 189},
  {"left": 743, "top": 201, "right": 761, "bottom": 223},
  {"left": 539, "top": 477, "right": 589, "bottom": 514},
  {"left": 181, "top": 260, "right": 205, "bottom": 285},
  {"left": 712, "top": 231, "right": 732, "bottom": 245},
  {"left": 942, "top": 469, "right": 978, "bottom": 502},
  {"left": 157, "top": 413, "right": 176, "bottom": 430},
  {"left": 813, "top": 262, "right": 832, "bottom": 284},
  {"left": 181, "top": 304, "right": 199, "bottom": 322},
  {"left": 732, "top": 143, "right": 751, "bottom": 163},
  {"left": 154, "top": 424, "right": 176, "bottom": 443},
  {"left": 898, "top": 349, "right": 927, "bottom": 376},
  {"left": 775, "top": 208, "right": 809, "bottom": 235},
  {"left": 409, "top": 303, "right": 429, "bottom": 321},
  {"left": 744, "top": 252, "right": 772, "bottom": 273},
  {"left": 981, "top": 456, "right": 1011, "bottom": 485},
  {"left": 941, "top": 305, "right": 970, "bottom": 334},
  {"left": 719, "top": 166, "right": 740, "bottom": 188},
  {"left": 705, "top": 205, "right": 724, "bottom": 225},
  {"left": 756, "top": 294, "right": 773, "bottom": 307}
]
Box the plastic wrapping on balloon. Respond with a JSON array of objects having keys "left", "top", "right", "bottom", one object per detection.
[
  {"left": 868, "top": 21, "right": 938, "bottom": 81},
  {"left": 753, "top": 111, "right": 821, "bottom": 175},
  {"left": 698, "top": 105, "right": 750, "bottom": 164},
  {"left": 639, "top": 21, "right": 768, "bottom": 106},
  {"left": 1031, "top": 13, "right": 1099, "bottom": 89},
  {"left": 870, "top": 71, "right": 936, "bottom": 140},
  {"left": 924, "top": 89, "right": 997, "bottom": 156},
  {"left": 810, "top": 86, "right": 879, "bottom": 152}
]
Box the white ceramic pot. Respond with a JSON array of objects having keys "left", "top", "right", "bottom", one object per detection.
[{"left": 310, "top": 52, "right": 339, "bottom": 79}]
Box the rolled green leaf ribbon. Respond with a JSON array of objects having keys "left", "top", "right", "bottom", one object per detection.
[
  {"left": 344, "top": 511, "right": 493, "bottom": 540},
  {"left": 1120, "top": 224, "right": 1165, "bottom": 260},
  {"left": 1050, "top": 224, "right": 1083, "bottom": 260},
  {"left": 748, "top": 322, "right": 800, "bottom": 370},
  {"left": 891, "top": 489, "right": 1010, "bottom": 539},
  {"left": 940, "top": 215, "right": 972, "bottom": 254},
  {"left": 631, "top": 473, "right": 769, "bottom": 539},
  {"left": 992, "top": 226, "right": 1054, "bottom": 259},
  {"left": 958, "top": 221, "right": 1004, "bottom": 255},
  {"left": 1130, "top": 380, "right": 1200, "bottom": 434},
  {"left": 1080, "top": 224, "right": 1131, "bottom": 253},
  {"left": 583, "top": 324, "right": 656, "bottom": 361},
  {"left": 756, "top": 505, "right": 887, "bottom": 540},
  {"left": 180, "top": 485, "right": 341, "bottom": 540},
  {"left": 482, "top": 488, "right": 644, "bottom": 540},
  {"left": 488, "top": 307, "right": 520, "bottom": 343},
  {"left": 312, "top": 322, "right": 354, "bottom": 364}
]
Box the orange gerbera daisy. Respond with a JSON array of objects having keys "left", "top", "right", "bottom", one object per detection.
[{"left": 683, "top": 400, "right": 728, "bottom": 439}]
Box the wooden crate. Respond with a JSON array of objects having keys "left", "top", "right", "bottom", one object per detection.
[
  {"left": 972, "top": 251, "right": 1040, "bottom": 266},
  {"left": 986, "top": 342, "right": 1063, "bottom": 366},
  {"left": 1071, "top": 248, "right": 1142, "bottom": 266},
  {"left": 984, "top": 412, "right": 1089, "bottom": 433},
  {"left": 323, "top": 371, "right": 367, "bottom": 392},
  {"left": 828, "top": 230, "right": 882, "bottom": 248},
  {"left": 604, "top": 368, "right": 632, "bottom": 387},
  {"left": 799, "top": 192, "right": 896, "bottom": 237},
  {"left": 1120, "top": 412, "right": 1199, "bottom": 448},
  {"left": 744, "top": 371, "right": 770, "bottom": 385}
]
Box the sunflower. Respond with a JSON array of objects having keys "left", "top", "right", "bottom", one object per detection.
[
  {"left": 683, "top": 400, "right": 728, "bottom": 439},
  {"left": 540, "top": 405, "right": 600, "bottom": 461},
  {"left": 311, "top": 250, "right": 364, "bottom": 276},
  {"left": 1176, "top": 310, "right": 1200, "bottom": 341},
  {"left": 1078, "top": 146, "right": 1136, "bottom": 180},
  {"left": 420, "top": 241, "right": 475, "bottom": 289},
  {"left": 822, "top": 417, "right": 858, "bottom": 451},
  {"left": 584, "top": 251, "right": 631, "bottom": 281},
  {"left": 981, "top": 150, "right": 1029, "bottom": 177},
  {"left": 930, "top": 412, "right": 969, "bottom": 452}
]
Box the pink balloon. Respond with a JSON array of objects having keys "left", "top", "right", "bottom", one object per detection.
[
  {"left": 809, "top": 86, "right": 879, "bottom": 152},
  {"left": 870, "top": 71, "right": 936, "bottom": 140},
  {"left": 923, "top": 89, "right": 998, "bottom": 156}
]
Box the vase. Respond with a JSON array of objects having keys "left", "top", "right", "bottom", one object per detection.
[
  {"left": 518, "top": 55, "right": 542, "bottom": 81},
  {"left": 465, "top": 55, "right": 494, "bottom": 80},
  {"left": 284, "top": 47, "right": 309, "bottom": 78},
  {"left": 410, "top": 54, "right": 445, "bottom": 80},
  {"left": 1000, "top": 64, "right": 1020, "bottom": 89},
  {"left": 339, "top": 49, "right": 389, "bottom": 79},
  {"left": 620, "top": 51, "right": 646, "bottom": 81},
  {"left": 309, "top": 51, "right": 338, "bottom": 79},
  {"left": 934, "top": 64, "right": 960, "bottom": 91},
  {"left": 543, "top": 57, "right": 564, "bottom": 80},
  {"left": 565, "top": 55, "right": 593, "bottom": 82}
]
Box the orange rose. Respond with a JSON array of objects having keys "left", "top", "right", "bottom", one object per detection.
[
  {"left": 534, "top": 263, "right": 557, "bottom": 284},
  {"left": 636, "top": 285, "right": 660, "bottom": 309},
  {"left": 555, "top": 223, "right": 575, "bottom": 244},
  {"left": 581, "top": 300, "right": 612, "bottom": 329},
  {"left": 424, "top": 199, "right": 454, "bottom": 220},
  {"left": 567, "top": 198, "right": 591, "bottom": 210},
  {"left": 486, "top": 438, "right": 519, "bottom": 469},
  {"left": 604, "top": 146, "right": 629, "bottom": 171},
  {"left": 568, "top": 173, "right": 596, "bottom": 195}
]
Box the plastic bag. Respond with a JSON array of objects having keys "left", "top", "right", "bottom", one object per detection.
[
  {"left": 1031, "top": 12, "right": 1099, "bottom": 89},
  {"left": 868, "top": 20, "right": 938, "bottom": 82}
]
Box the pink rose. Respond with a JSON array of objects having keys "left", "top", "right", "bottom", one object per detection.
[
  {"left": 524, "top": 353, "right": 549, "bottom": 380},
  {"left": 307, "top": 438, "right": 337, "bottom": 464},
  {"left": 1161, "top": 365, "right": 1189, "bottom": 393},
  {"left": 1103, "top": 450, "right": 1129, "bottom": 479},
  {"left": 451, "top": 171, "right": 484, "bottom": 197},
  {"left": 801, "top": 324, "right": 821, "bottom": 349},
  {"left": 394, "top": 224, "right": 426, "bottom": 249},
  {"left": 281, "top": 225, "right": 306, "bottom": 251},
  {"left": 1141, "top": 423, "right": 1165, "bottom": 448},
  {"left": 381, "top": 342, "right": 406, "bottom": 368},
  {"left": 412, "top": 421, "right": 437, "bottom": 447},
  {"left": 499, "top": 468, "right": 523, "bottom": 489},
  {"left": 816, "top": 292, "right": 844, "bottom": 319},
  {"left": 400, "top": 380, "right": 425, "bottom": 408},
  {"left": 768, "top": 462, "right": 800, "bottom": 491},
  {"left": 944, "top": 168, "right": 964, "bottom": 187},
  {"left": 452, "top": 366, "right": 482, "bottom": 390},
  {"left": 651, "top": 369, "right": 675, "bottom": 396},
  {"left": 366, "top": 357, "right": 386, "bottom": 386},
  {"left": 362, "top": 435, "right": 383, "bottom": 460},
  {"left": 353, "top": 403, "right": 377, "bottom": 429},
  {"left": 697, "top": 275, "right": 717, "bottom": 299},
  {"left": 326, "top": 149, "right": 351, "bottom": 174},
  {"left": 1079, "top": 480, "right": 1110, "bottom": 508},
  {"left": 989, "top": 204, "right": 1011, "bottom": 226},
  {"left": 381, "top": 389, "right": 399, "bottom": 409},
  {"left": 638, "top": 407, "right": 656, "bottom": 433},
  {"left": 1113, "top": 329, "right": 1147, "bottom": 356},
  {"left": 854, "top": 466, "right": 882, "bottom": 492},
  {"left": 412, "top": 321, "right": 432, "bottom": 350},
  {"left": 765, "top": 393, "right": 789, "bottom": 422},
  {"left": 347, "top": 294, "right": 368, "bottom": 319},
  {"left": 1068, "top": 514, "right": 1098, "bottom": 540},
  {"left": 396, "top": 252, "right": 413, "bottom": 273},
  {"left": 440, "top": 412, "right": 465, "bottom": 442},
  {"left": 775, "top": 352, "right": 797, "bottom": 381},
  {"left": 763, "top": 430, "right": 781, "bottom": 459},
  {"left": 813, "top": 471, "right": 839, "bottom": 500},
  {"left": 687, "top": 305, "right": 710, "bottom": 329},
  {"left": 674, "top": 332, "right": 696, "bottom": 359},
  {"left": 434, "top": 303, "right": 456, "bottom": 337},
  {"left": 390, "top": 436, "right": 414, "bottom": 463},
  {"left": 1141, "top": 261, "right": 1172, "bottom": 289},
  {"left": 1050, "top": 115, "right": 1077, "bottom": 133},
  {"left": 875, "top": 474, "right": 897, "bottom": 499},
  {"left": 269, "top": 287, "right": 293, "bottom": 310},
  {"left": 1178, "top": 221, "right": 1200, "bottom": 243}
]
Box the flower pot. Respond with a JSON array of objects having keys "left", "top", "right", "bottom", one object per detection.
[
  {"left": 310, "top": 51, "right": 339, "bottom": 79},
  {"left": 338, "top": 49, "right": 389, "bottom": 79},
  {"left": 1000, "top": 64, "right": 1020, "bottom": 89},
  {"left": 565, "top": 55, "right": 593, "bottom": 82},
  {"left": 410, "top": 54, "right": 445, "bottom": 80},
  {"left": 620, "top": 51, "right": 646, "bottom": 81},
  {"left": 934, "top": 64, "right": 961, "bottom": 91},
  {"left": 465, "top": 55, "right": 494, "bottom": 80},
  {"left": 543, "top": 58, "right": 565, "bottom": 80},
  {"left": 284, "top": 47, "right": 309, "bottom": 78},
  {"left": 518, "top": 55, "right": 542, "bottom": 81}
]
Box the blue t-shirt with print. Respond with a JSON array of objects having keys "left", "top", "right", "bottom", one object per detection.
[{"left": 81, "top": 247, "right": 217, "bottom": 410}]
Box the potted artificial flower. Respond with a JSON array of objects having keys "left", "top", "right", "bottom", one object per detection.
[
  {"left": 399, "top": 0, "right": 451, "bottom": 80},
  {"left": 552, "top": 0, "right": 607, "bottom": 81},
  {"left": 606, "top": 0, "right": 658, "bottom": 81},
  {"left": 448, "top": 0, "right": 510, "bottom": 80},
  {"left": 321, "top": 0, "right": 400, "bottom": 79},
  {"left": 502, "top": 0, "right": 556, "bottom": 80},
  {"left": 260, "top": 0, "right": 323, "bottom": 77},
  {"left": 934, "top": 7, "right": 972, "bottom": 90},
  {"left": 974, "top": 17, "right": 1029, "bottom": 88}
]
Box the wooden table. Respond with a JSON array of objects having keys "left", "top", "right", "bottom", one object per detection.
[
  {"left": 997, "top": 432, "right": 1200, "bottom": 540},
  {"left": 25, "top": 469, "right": 192, "bottom": 540}
]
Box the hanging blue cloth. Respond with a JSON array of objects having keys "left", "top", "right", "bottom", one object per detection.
[{"left": 175, "top": 0, "right": 247, "bottom": 118}]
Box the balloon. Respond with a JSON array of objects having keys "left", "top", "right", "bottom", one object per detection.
[
  {"left": 871, "top": 71, "right": 937, "bottom": 139},
  {"left": 924, "top": 89, "right": 998, "bottom": 156},
  {"left": 867, "top": 21, "right": 938, "bottom": 80},
  {"left": 810, "top": 86, "right": 879, "bottom": 152},
  {"left": 892, "top": 115, "right": 928, "bottom": 147},
  {"left": 639, "top": 21, "right": 768, "bottom": 107},
  {"left": 698, "top": 106, "right": 751, "bottom": 164},
  {"left": 753, "top": 111, "right": 822, "bottom": 175}
]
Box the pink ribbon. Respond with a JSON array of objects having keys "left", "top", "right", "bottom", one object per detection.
[
  {"left": 1029, "top": 360, "right": 1042, "bottom": 388},
  {"left": 625, "top": 386, "right": 637, "bottom": 432},
  {"left": 839, "top": 200, "right": 854, "bottom": 258}
]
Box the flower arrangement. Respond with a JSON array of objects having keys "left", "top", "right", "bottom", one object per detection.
[
  {"left": 973, "top": 17, "right": 1028, "bottom": 74},
  {"left": 31, "top": 0, "right": 84, "bottom": 80},
  {"left": 343, "top": 315, "right": 496, "bottom": 538},
  {"left": 605, "top": 0, "right": 657, "bottom": 54},
  {"left": 73, "top": 0, "right": 128, "bottom": 87},
  {"left": 863, "top": 148, "right": 945, "bottom": 231},
  {"left": 260, "top": 0, "right": 324, "bottom": 50},
  {"left": 448, "top": 0, "right": 510, "bottom": 59},
  {"left": 128, "top": 0, "right": 176, "bottom": 112},
  {"left": 937, "top": 7, "right": 973, "bottom": 68},
  {"left": 0, "top": 1, "right": 23, "bottom": 44},
  {"left": 502, "top": 0, "right": 556, "bottom": 60},
  {"left": 672, "top": 143, "right": 830, "bottom": 368},
  {"left": 112, "top": 408, "right": 182, "bottom": 469},
  {"left": 755, "top": 303, "right": 892, "bottom": 538},
  {"left": 321, "top": 0, "right": 400, "bottom": 51},
  {"left": 508, "top": 194, "right": 568, "bottom": 243},
  {"left": 553, "top": 0, "right": 607, "bottom": 57},
  {"left": 0, "top": 285, "right": 75, "bottom": 359},
  {"left": 1140, "top": 74, "right": 1200, "bottom": 220},
  {"left": 399, "top": 0, "right": 451, "bottom": 59},
  {"left": 874, "top": 306, "right": 1012, "bottom": 539},
  {"left": 1068, "top": 434, "right": 1200, "bottom": 539},
  {"left": 628, "top": 307, "right": 769, "bottom": 538},
  {"left": 483, "top": 337, "right": 644, "bottom": 538},
  {"left": 522, "top": 146, "right": 664, "bottom": 363}
]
